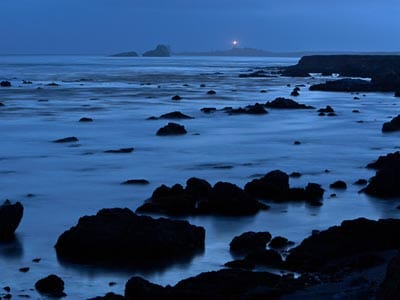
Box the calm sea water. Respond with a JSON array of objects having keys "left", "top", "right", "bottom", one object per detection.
[{"left": 0, "top": 55, "right": 399, "bottom": 299}]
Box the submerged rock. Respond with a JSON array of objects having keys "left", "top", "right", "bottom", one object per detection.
[
  {"left": 330, "top": 180, "right": 347, "bottom": 189},
  {"left": 382, "top": 115, "right": 400, "bottom": 132},
  {"left": 111, "top": 51, "right": 139, "bottom": 57},
  {"left": 53, "top": 136, "right": 79, "bottom": 143},
  {"left": 0, "top": 81, "right": 11, "bottom": 87},
  {"left": 226, "top": 103, "right": 268, "bottom": 115},
  {"left": 230, "top": 231, "right": 272, "bottom": 253},
  {"left": 206, "top": 90, "right": 216, "bottom": 95},
  {"left": 35, "top": 274, "right": 66, "bottom": 298},
  {"left": 55, "top": 208, "right": 205, "bottom": 265},
  {"left": 156, "top": 122, "right": 187, "bottom": 136},
  {"left": 122, "top": 179, "right": 149, "bottom": 185},
  {"left": 286, "top": 218, "right": 400, "bottom": 272},
  {"left": 0, "top": 200, "right": 24, "bottom": 240},
  {"left": 265, "top": 97, "right": 314, "bottom": 109},
  {"left": 79, "top": 117, "right": 93, "bottom": 122},
  {"left": 171, "top": 95, "right": 182, "bottom": 100},
  {"left": 104, "top": 148, "right": 134, "bottom": 154},
  {"left": 158, "top": 111, "right": 193, "bottom": 120}
]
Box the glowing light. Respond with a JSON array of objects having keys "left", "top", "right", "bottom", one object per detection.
[{"left": 232, "top": 40, "right": 239, "bottom": 46}]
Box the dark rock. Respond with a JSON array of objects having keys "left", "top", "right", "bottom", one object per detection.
[
  {"left": 55, "top": 208, "right": 205, "bottom": 265},
  {"left": 294, "top": 141, "right": 301, "bottom": 145},
  {"left": 382, "top": 115, "right": 400, "bottom": 132},
  {"left": 159, "top": 111, "right": 193, "bottom": 120},
  {"left": 395, "top": 91, "right": 400, "bottom": 97},
  {"left": 125, "top": 277, "right": 166, "bottom": 300},
  {"left": 245, "top": 170, "right": 290, "bottom": 201},
  {"left": 206, "top": 90, "right": 216, "bottom": 95},
  {"left": 200, "top": 107, "right": 216, "bottom": 114},
  {"left": 111, "top": 51, "right": 139, "bottom": 57},
  {"left": 47, "top": 82, "right": 59, "bottom": 86},
  {"left": 378, "top": 253, "right": 400, "bottom": 300},
  {"left": 53, "top": 136, "right": 79, "bottom": 143},
  {"left": 354, "top": 96, "right": 360, "bottom": 100},
  {"left": 0, "top": 200, "right": 24, "bottom": 240},
  {"left": 156, "top": 122, "right": 187, "bottom": 136},
  {"left": 317, "top": 105, "right": 335, "bottom": 113},
  {"left": 291, "top": 90, "right": 300, "bottom": 97},
  {"left": 310, "top": 79, "right": 373, "bottom": 92},
  {"left": 245, "top": 249, "right": 284, "bottom": 267},
  {"left": 143, "top": 45, "right": 171, "bottom": 57},
  {"left": 0, "top": 81, "right": 11, "bottom": 87},
  {"left": 226, "top": 103, "right": 268, "bottom": 115},
  {"left": 79, "top": 117, "right": 93, "bottom": 122},
  {"left": 171, "top": 95, "right": 182, "bottom": 100},
  {"left": 122, "top": 179, "right": 149, "bottom": 185},
  {"left": 354, "top": 179, "right": 368, "bottom": 186},
  {"left": 265, "top": 97, "right": 314, "bottom": 109},
  {"left": 0, "top": 102, "right": 4, "bottom": 106},
  {"left": 32, "top": 258, "right": 41, "bottom": 263},
  {"left": 289, "top": 183, "right": 325, "bottom": 203},
  {"left": 200, "top": 84, "right": 206, "bottom": 88},
  {"left": 185, "top": 177, "right": 212, "bottom": 200},
  {"left": 318, "top": 112, "right": 326, "bottom": 116},
  {"left": 35, "top": 274, "right": 65, "bottom": 297},
  {"left": 367, "top": 151, "right": 400, "bottom": 170},
  {"left": 89, "top": 292, "right": 125, "bottom": 300},
  {"left": 230, "top": 231, "right": 272, "bottom": 253},
  {"left": 224, "top": 259, "right": 255, "bottom": 270},
  {"left": 286, "top": 218, "right": 400, "bottom": 272},
  {"left": 4, "top": 286, "right": 11, "bottom": 292},
  {"left": 329, "top": 180, "right": 347, "bottom": 189},
  {"left": 146, "top": 116, "right": 158, "bottom": 120},
  {"left": 289, "top": 172, "right": 302, "bottom": 178},
  {"left": 330, "top": 193, "right": 337, "bottom": 198},
  {"left": 104, "top": 148, "right": 134, "bottom": 154},
  {"left": 269, "top": 236, "right": 291, "bottom": 249},
  {"left": 352, "top": 109, "right": 360, "bottom": 113},
  {"left": 260, "top": 89, "right": 267, "bottom": 93},
  {"left": 19, "top": 267, "right": 29, "bottom": 272}
]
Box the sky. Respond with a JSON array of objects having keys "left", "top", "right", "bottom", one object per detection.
[{"left": 1, "top": 0, "right": 399, "bottom": 54}]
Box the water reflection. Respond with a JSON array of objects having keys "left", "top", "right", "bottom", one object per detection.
[{"left": 0, "top": 235, "right": 24, "bottom": 260}]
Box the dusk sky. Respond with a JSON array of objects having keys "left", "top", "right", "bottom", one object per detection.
[{"left": 1, "top": 0, "right": 399, "bottom": 54}]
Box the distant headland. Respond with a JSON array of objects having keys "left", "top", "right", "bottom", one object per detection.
[{"left": 111, "top": 44, "right": 171, "bottom": 57}]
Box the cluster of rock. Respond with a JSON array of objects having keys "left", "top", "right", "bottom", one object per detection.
[
  {"left": 55, "top": 208, "right": 205, "bottom": 266},
  {"left": 282, "top": 55, "right": 400, "bottom": 93},
  {"left": 136, "top": 170, "right": 325, "bottom": 216}
]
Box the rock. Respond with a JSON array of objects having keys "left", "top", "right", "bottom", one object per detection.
[
  {"left": 32, "top": 258, "right": 41, "bottom": 263},
  {"left": 35, "top": 274, "right": 66, "bottom": 297},
  {"left": 317, "top": 105, "right": 335, "bottom": 113},
  {"left": 269, "top": 236, "right": 292, "bottom": 249},
  {"left": 79, "top": 117, "right": 93, "bottom": 122},
  {"left": 226, "top": 103, "right": 268, "bottom": 115},
  {"left": 4, "top": 286, "right": 11, "bottom": 292},
  {"left": 185, "top": 177, "right": 212, "bottom": 200},
  {"left": 363, "top": 152, "right": 400, "bottom": 197},
  {"left": 245, "top": 249, "right": 284, "bottom": 267},
  {"left": 378, "top": 253, "right": 400, "bottom": 300},
  {"left": 352, "top": 109, "right": 360, "bottom": 113},
  {"left": 142, "top": 45, "right": 171, "bottom": 57},
  {"left": 19, "top": 267, "right": 29, "bottom": 272},
  {"left": 329, "top": 180, "right": 347, "bottom": 189},
  {"left": 382, "top": 115, "right": 400, "bottom": 132},
  {"left": 89, "top": 292, "right": 125, "bottom": 300},
  {"left": 286, "top": 218, "right": 400, "bottom": 272},
  {"left": 125, "top": 277, "right": 166, "bottom": 300},
  {"left": 200, "top": 84, "right": 206, "bottom": 88},
  {"left": 289, "top": 183, "right": 325, "bottom": 203},
  {"left": 260, "top": 90, "right": 268, "bottom": 93},
  {"left": 158, "top": 111, "right": 193, "bottom": 120},
  {"left": 111, "top": 51, "right": 139, "bottom": 57},
  {"left": 200, "top": 107, "right": 216, "bottom": 114},
  {"left": 171, "top": 95, "right": 182, "bottom": 100},
  {"left": 395, "top": 91, "right": 400, "bottom": 97},
  {"left": 55, "top": 208, "right": 205, "bottom": 265},
  {"left": 122, "top": 179, "right": 149, "bottom": 185},
  {"left": 146, "top": 116, "right": 158, "bottom": 120},
  {"left": 354, "top": 96, "right": 360, "bottom": 100},
  {"left": 230, "top": 231, "right": 272, "bottom": 253},
  {"left": 156, "top": 123, "right": 187, "bottom": 136},
  {"left": 47, "top": 82, "right": 59, "bottom": 86},
  {"left": 265, "top": 97, "right": 314, "bottom": 109},
  {"left": 104, "top": 148, "right": 134, "bottom": 154},
  {"left": 206, "top": 90, "right": 216, "bottom": 95},
  {"left": 244, "top": 170, "right": 290, "bottom": 201},
  {"left": 0, "top": 102, "right": 4, "bottom": 106},
  {"left": 291, "top": 89, "right": 300, "bottom": 97},
  {"left": 224, "top": 259, "right": 255, "bottom": 270},
  {"left": 294, "top": 141, "right": 301, "bottom": 145},
  {"left": 53, "top": 136, "right": 79, "bottom": 143},
  {"left": 0, "top": 200, "right": 24, "bottom": 240},
  {"left": 310, "top": 79, "right": 373, "bottom": 92},
  {"left": 354, "top": 179, "right": 368, "bottom": 186},
  {"left": 0, "top": 81, "right": 11, "bottom": 87}
]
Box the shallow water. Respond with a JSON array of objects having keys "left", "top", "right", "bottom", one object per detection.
[{"left": 0, "top": 55, "right": 399, "bottom": 299}]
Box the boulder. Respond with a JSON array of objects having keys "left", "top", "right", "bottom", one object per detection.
[
  {"left": 158, "top": 111, "right": 193, "bottom": 120},
  {"left": 244, "top": 170, "right": 290, "bottom": 201},
  {"left": 35, "top": 274, "right": 66, "bottom": 298},
  {"left": 125, "top": 277, "right": 166, "bottom": 300},
  {"left": 79, "top": 117, "right": 93, "bottom": 122},
  {"left": 55, "top": 208, "right": 205, "bottom": 265},
  {"left": 382, "top": 115, "right": 400, "bottom": 132},
  {"left": 171, "top": 95, "right": 182, "bottom": 100},
  {"left": 111, "top": 51, "right": 139, "bottom": 57},
  {"left": 354, "top": 179, "right": 368, "bottom": 186},
  {"left": 206, "top": 90, "right": 216, "bottom": 95},
  {"left": 156, "top": 123, "right": 187, "bottom": 136},
  {"left": 226, "top": 103, "right": 268, "bottom": 115},
  {"left": 265, "top": 97, "right": 314, "bottom": 109},
  {"left": 286, "top": 218, "right": 400, "bottom": 272},
  {"left": 230, "top": 231, "right": 272, "bottom": 253},
  {"left": 104, "top": 148, "right": 134, "bottom": 154},
  {"left": 378, "top": 253, "right": 400, "bottom": 300},
  {"left": 329, "top": 180, "right": 347, "bottom": 189},
  {"left": 0, "top": 81, "right": 11, "bottom": 87},
  {"left": 0, "top": 200, "right": 24, "bottom": 240},
  {"left": 53, "top": 136, "right": 79, "bottom": 143},
  {"left": 143, "top": 45, "right": 171, "bottom": 57},
  {"left": 269, "top": 236, "right": 292, "bottom": 249},
  {"left": 367, "top": 151, "right": 400, "bottom": 170}
]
